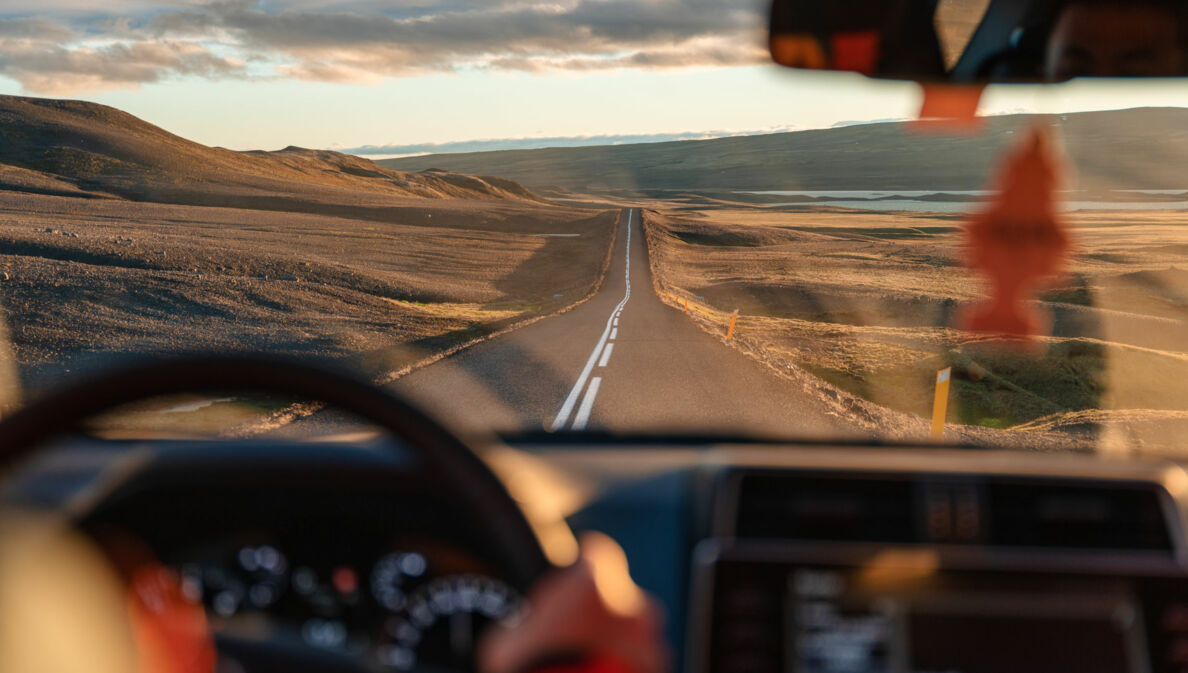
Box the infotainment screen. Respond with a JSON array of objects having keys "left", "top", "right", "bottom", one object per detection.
[
  {"left": 695, "top": 547, "right": 1188, "bottom": 673},
  {"left": 788, "top": 566, "right": 1144, "bottom": 673}
]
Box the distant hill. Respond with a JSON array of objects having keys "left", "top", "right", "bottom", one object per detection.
[
  {"left": 0, "top": 95, "right": 541, "bottom": 207},
  {"left": 379, "top": 108, "right": 1188, "bottom": 193}
]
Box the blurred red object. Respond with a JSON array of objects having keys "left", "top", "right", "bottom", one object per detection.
[
  {"left": 961, "top": 126, "right": 1071, "bottom": 344},
  {"left": 532, "top": 655, "right": 639, "bottom": 673},
  {"left": 831, "top": 31, "right": 881, "bottom": 76},
  {"left": 914, "top": 84, "right": 985, "bottom": 133},
  {"left": 127, "top": 563, "right": 216, "bottom": 673},
  {"left": 479, "top": 533, "right": 669, "bottom": 673},
  {"left": 100, "top": 531, "right": 216, "bottom": 673}
]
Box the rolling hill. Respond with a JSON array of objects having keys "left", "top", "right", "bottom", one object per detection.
[
  {"left": 0, "top": 96, "right": 618, "bottom": 399},
  {"left": 0, "top": 95, "right": 541, "bottom": 209},
  {"left": 379, "top": 108, "right": 1188, "bottom": 194}
]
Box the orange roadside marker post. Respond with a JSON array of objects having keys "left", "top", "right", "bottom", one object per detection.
[
  {"left": 683, "top": 297, "right": 689, "bottom": 312},
  {"left": 725, "top": 310, "right": 739, "bottom": 342},
  {"left": 931, "top": 367, "right": 952, "bottom": 440}
]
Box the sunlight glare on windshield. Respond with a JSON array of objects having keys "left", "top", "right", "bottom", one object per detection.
[{"left": 0, "top": 1, "right": 1182, "bottom": 453}]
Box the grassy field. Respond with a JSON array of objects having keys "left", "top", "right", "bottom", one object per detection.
[{"left": 643, "top": 206, "right": 1188, "bottom": 454}]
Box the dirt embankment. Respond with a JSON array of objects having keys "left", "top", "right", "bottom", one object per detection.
[{"left": 642, "top": 208, "right": 1188, "bottom": 454}]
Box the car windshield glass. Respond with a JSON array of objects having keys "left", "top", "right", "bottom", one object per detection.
[{"left": 0, "top": 1, "right": 1183, "bottom": 454}]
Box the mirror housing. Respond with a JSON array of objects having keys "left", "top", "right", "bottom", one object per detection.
[
  {"left": 770, "top": 0, "right": 1188, "bottom": 84},
  {"left": 769, "top": 0, "right": 948, "bottom": 80}
]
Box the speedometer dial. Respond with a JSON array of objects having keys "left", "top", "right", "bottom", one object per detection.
[
  {"left": 371, "top": 551, "right": 428, "bottom": 612},
  {"left": 378, "top": 575, "right": 521, "bottom": 672}
]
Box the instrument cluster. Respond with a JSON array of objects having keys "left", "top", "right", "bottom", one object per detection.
[{"left": 171, "top": 538, "right": 521, "bottom": 671}]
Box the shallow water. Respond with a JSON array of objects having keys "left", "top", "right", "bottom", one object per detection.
[
  {"left": 766, "top": 200, "right": 1188, "bottom": 213},
  {"left": 739, "top": 189, "right": 1188, "bottom": 213},
  {"left": 743, "top": 190, "right": 994, "bottom": 198}
]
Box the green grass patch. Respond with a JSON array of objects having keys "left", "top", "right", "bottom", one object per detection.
[
  {"left": 671, "top": 231, "right": 766, "bottom": 247},
  {"left": 798, "top": 339, "right": 1108, "bottom": 430},
  {"left": 787, "top": 226, "right": 955, "bottom": 239}
]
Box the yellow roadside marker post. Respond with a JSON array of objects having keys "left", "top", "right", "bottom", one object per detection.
[
  {"left": 684, "top": 297, "right": 689, "bottom": 312},
  {"left": 931, "top": 367, "right": 952, "bottom": 440},
  {"left": 726, "top": 310, "right": 739, "bottom": 342}
]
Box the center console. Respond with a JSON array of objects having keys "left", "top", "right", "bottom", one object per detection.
[
  {"left": 692, "top": 541, "right": 1188, "bottom": 673},
  {"left": 691, "top": 463, "right": 1188, "bottom": 673}
]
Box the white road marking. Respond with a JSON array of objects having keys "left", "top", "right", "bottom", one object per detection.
[
  {"left": 571, "top": 378, "right": 602, "bottom": 431},
  {"left": 598, "top": 343, "right": 615, "bottom": 368},
  {"left": 613, "top": 317, "right": 619, "bottom": 327},
  {"left": 549, "top": 209, "right": 632, "bottom": 431},
  {"left": 610, "top": 328, "right": 618, "bottom": 340}
]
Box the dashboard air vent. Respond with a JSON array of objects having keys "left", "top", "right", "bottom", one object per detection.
[
  {"left": 727, "top": 471, "right": 1175, "bottom": 553},
  {"left": 732, "top": 473, "right": 916, "bottom": 542},
  {"left": 984, "top": 480, "right": 1172, "bottom": 551}
]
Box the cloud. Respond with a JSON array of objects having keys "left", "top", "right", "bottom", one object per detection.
[
  {"left": 0, "top": 35, "right": 246, "bottom": 94},
  {"left": 0, "top": 17, "right": 75, "bottom": 42},
  {"left": 0, "top": 0, "right": 769, "bottom": 93}
]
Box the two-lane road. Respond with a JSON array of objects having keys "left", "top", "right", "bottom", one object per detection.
[{"left": 392, "top": 208, "right": 843, "bottom": 437}]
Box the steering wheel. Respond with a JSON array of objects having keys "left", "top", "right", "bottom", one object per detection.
[{"left": 0, "top": 354, "right": 554, "bottom": 672}]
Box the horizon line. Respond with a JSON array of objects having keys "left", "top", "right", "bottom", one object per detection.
[{"left": 339, "top": 104, "right": 1180, "bottom": 159}]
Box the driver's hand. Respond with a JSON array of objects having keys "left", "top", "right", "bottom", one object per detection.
[{"left": 478, "top": 532, "right": 669, "bottom": 673}]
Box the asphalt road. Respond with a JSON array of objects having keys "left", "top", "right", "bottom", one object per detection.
[{"left": 392, "top": 208, "right": 844, "bottom": 438}]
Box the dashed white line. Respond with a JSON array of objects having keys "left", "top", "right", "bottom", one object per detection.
[
  {"left": 549, "top": 209, "right": 632, "bottom": 432},
  {"left": 571, "top": 377, "right": 602, "bottom": 431},
  {"left": 610, "top": 328, "right": 618, "bottom": 340},
  {"left": 613, "top": 317, "right": 619, "bottom": 327},
  {"left": 598, "top": 343, "right": 615, "bottom": 368}
]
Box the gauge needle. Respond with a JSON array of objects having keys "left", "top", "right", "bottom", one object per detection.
[{"left": 450, "top": 610, "right": 473, "bottom": 660}]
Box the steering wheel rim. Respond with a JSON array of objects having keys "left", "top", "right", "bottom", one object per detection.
[{"left": 0, "top": 353, "right": 552, "bottom": 590}]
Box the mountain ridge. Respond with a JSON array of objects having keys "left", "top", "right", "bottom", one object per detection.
[{"left": 379, "top": 107, "right": 1188, "bottom": 193}]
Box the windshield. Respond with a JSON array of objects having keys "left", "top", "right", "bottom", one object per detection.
[{"left": 0, "top": 1, "right": 1184, "bottom": 454}]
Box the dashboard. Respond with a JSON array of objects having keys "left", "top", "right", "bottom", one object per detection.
[
  {"left": 13, "top": 442, "right": 525, "bottom": 673},
  {"left": 8, "top": 436, "right": 1188, "bottom": 673},
  {"left": 535, "top": 441, "right": 1188, "bottom": 673},
  {"left": 104, "top": 489, "right": 519, "bottom": 672}
]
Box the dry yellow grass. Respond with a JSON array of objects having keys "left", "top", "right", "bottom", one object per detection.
[
  {"left": 0, "top": 192, "right": 619, "bottom": 400},
  {"left": 645, "top": 206, "right": 1188, "bottom": 454},
  {"left": 0, "top": 94, "right": 629, "bottom": 437}
]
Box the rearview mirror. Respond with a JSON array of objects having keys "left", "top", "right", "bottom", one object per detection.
[{"left": 769, "top": 0, "right": 1188, "bottom": 83}]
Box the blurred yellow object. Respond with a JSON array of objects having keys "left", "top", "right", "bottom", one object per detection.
[
  {"left": 483, "top": 447, "right": 590, "bottom": 567},
  {"left": 931, "top": 367, "right": 952, "bottom": 440},
  {"left": 857, "top": 548, "right": 941, "bottom": 589},
  {"left": 584, "top": 532, "right": 646, "bottom": 617},
  {"left": 0, "top": 514, "right": 138, "bottom": 673}
]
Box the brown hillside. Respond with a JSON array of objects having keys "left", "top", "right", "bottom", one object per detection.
[
  {"left": 381, "top": 107, "right": 1188, "bottom": 193},
  {"left": 0, "top": 95, "right": 542, "bottom": 209}
]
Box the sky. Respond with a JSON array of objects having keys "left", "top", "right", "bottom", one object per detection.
[{"left": 4, "top": 0, "right": 1188, "bottom": 154}]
